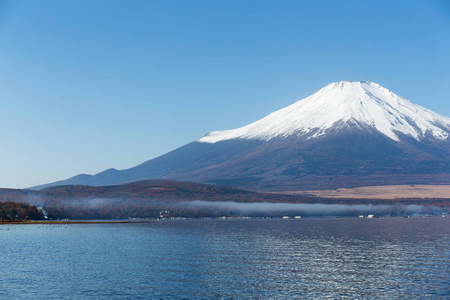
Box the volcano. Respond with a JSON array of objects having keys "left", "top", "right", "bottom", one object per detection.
[{"left": 34, "top": 81, "right": 450, "bottom": 191}]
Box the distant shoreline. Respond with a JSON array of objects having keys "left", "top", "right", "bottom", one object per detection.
[{"left": 0, "top": 220, "right": 155, "bottom": 225}]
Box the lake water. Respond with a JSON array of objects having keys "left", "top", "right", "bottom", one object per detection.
[{"left": 1, "top": 217, "right": 449, "bottom": 299}]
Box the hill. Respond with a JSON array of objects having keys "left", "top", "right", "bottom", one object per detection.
[{"left": 2, "top": 180, "right": 449, "bottom": 219}]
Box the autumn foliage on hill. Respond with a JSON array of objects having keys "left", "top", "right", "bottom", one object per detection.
[
  {"left": 0, "top": 180, "right": 448, "bottom": 220},
  {"left": 0, "top": 201, "right": 45, "bottom": 221}
]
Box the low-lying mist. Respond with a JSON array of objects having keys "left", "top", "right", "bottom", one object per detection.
[
  {"left": 63, "top": 198, "right": 123, "bottom": 208},
  {"left": 180, "top": 201, "right": 446, "bottom": 217},
  {"left": 19, "top": 195, "right": 448, "bottom": 219}
]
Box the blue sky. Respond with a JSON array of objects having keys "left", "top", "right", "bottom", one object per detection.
[{"left": 0, "top": 0, "right": 449, "bottom": 188}]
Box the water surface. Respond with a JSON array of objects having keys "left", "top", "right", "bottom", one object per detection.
[{"left": 1, "top": 217, "right": 449, "bottom": 299}]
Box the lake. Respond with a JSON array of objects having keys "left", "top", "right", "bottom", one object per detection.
[{"left": 1, "top": 217, "right": 449, "bottom": 299}]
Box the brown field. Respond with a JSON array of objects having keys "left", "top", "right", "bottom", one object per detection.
[{"left": 286, "top": 185, "right": 450, "bottom": 199}]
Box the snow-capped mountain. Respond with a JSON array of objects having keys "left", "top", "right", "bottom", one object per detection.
[
  {"left": 33, "top": 81, "right": 450, "bottom": 191},
  {"left": 198, "top": 81, "right": 449, "bottom": 143}
]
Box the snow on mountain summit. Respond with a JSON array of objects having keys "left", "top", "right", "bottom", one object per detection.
[
  {"left": 33, "top": 80, "right": 450, "bottom": 190},
  {"left": 198, "top": 81, "right": 450, "bottom": 143}
]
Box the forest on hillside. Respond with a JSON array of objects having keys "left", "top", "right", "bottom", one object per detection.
[
  {"left": 0, "top": 180, "right": 448, "bottom": 220},
  {"left": 0, "top": 201, "right": 45, "bottom": 221}
]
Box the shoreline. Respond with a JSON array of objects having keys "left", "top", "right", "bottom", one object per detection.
[{"left": 0, "top": 220, "right": 156, "bottom": 225}]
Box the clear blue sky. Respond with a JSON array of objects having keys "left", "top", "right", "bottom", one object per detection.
[{"left": 0, "top": 0, "right": 449, "bottom": 188}]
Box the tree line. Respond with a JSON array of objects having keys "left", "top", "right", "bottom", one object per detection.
[{"left": 0, "top": 201, "right": 45, "bottom": 221}]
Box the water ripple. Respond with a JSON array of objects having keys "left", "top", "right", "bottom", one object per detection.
[{"left": 0, "top": 218, "right": 449, "bottom": 299}]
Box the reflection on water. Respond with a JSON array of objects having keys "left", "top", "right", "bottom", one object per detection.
[{"left": 0, "top": 218, "right": 449, "bottom": 299}]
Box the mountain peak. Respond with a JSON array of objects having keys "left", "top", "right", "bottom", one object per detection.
[
  {"left": 333, "top": 80, "right": 372, "bottom": 85},
  {"left": 198, "top": 81, "right": 450, "bottom": 143},
  {"left": 33, "top": 81, "right": 450, "bottom": 191}
]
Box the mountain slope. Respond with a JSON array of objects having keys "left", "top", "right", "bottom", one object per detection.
[{"left": 33, "top": 81, "right": 450, "bottom": 191}]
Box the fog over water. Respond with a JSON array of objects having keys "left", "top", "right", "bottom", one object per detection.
[
  {"left": 181, "top": 201, "right": 446, "bottom": 217},
  {"left": 22, "top": 195, "right": 448, "bottom": 218}
]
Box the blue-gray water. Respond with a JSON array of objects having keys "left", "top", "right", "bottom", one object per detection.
[{"left": 1, "top": 218, "right": 449, "bottom": 299}]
